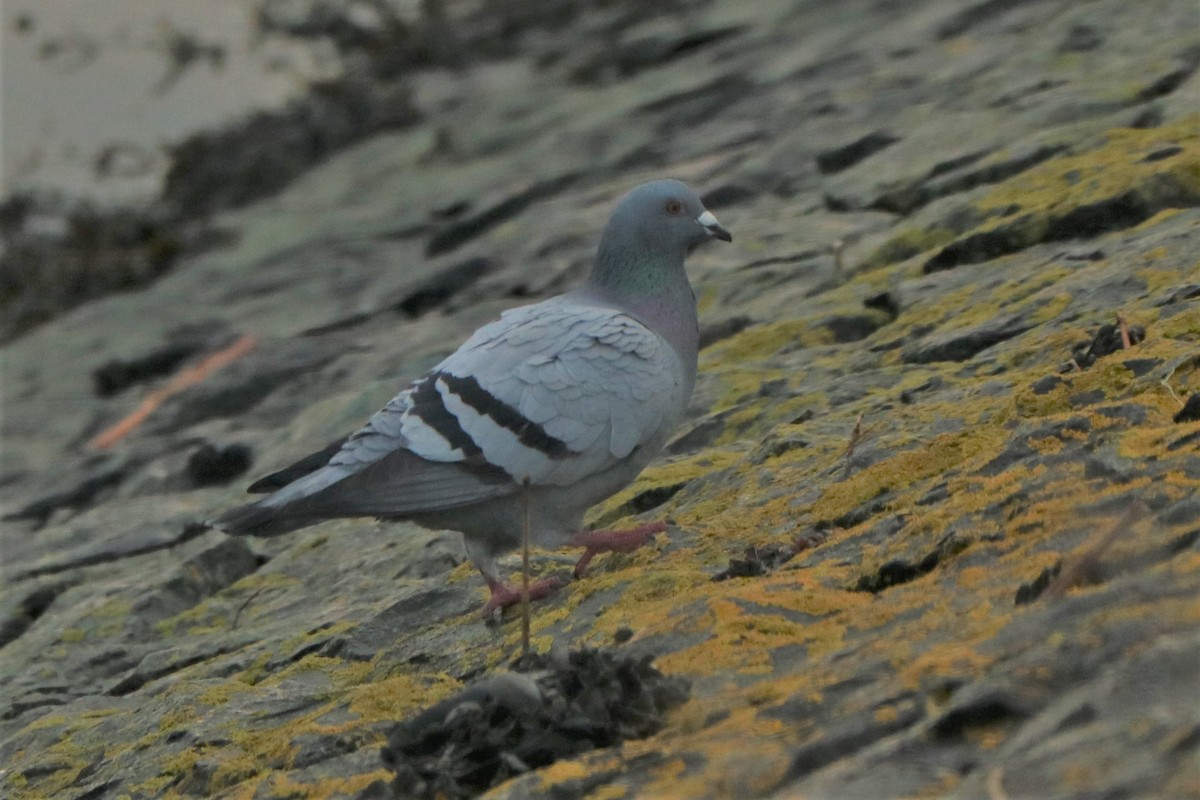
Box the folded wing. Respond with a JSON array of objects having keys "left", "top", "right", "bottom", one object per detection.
[{"left": 211, "top": 297, "right": 684, "bottom": 530}]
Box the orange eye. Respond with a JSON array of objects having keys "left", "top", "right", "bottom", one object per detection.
[{"left": 665, "top": 199, "right": 683, "bottom": 214}]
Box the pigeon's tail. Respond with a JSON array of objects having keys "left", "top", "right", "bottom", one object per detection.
[
  {"left": 209, "top": 463, "right": 351, "bottom": 537},
  {"left": 208, "top": 501, "right": 319, "bottom": 538}
]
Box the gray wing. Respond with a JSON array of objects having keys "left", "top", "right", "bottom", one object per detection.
[
  {"left": 384, "top": 296, "right": 687, "bottom": 487},
  {"left": 217, "top": 296, "right": 686, "bottom": 525},
  {"left": 208, "top": 446, "right": 511, "bottom": 535}
]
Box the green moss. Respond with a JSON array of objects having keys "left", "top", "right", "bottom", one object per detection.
[
  {"left": 1159, "top": 304, "right": 1200, "bottom": 340},
  {"left": 155, "top": 572, "right": 299, "bottom": 638},
  {"left": 705, "top": 323, "right": 805, "bottom": 363},
  {"left": 706, "top": 366, "right": 789, "bottom": 414},
  {"left": 23, "top": 713, "right": 70, "bottom": 731},
  {"left": 133, "top": 656, "right": 457, "bottom": 798},
  {"left": 1027, "top": 292, "right": 1073, "bottom": 325},
  {"left": 276, "top": 621, "right": 356, "bottom": 664},
  {"left": 236, "top": 651, "right": 274, "bottom": 686},
  {"left": 713, "top": 395, "right": 816, "bottom": 446},
  {"left": 158, "top": 704, "right": 200, "bottom": 732},
  {"left": 4, "top": 709, "right": 134, "bottom": 800},
  {"left": 90, "top": 599, "right": 134, "bottom": 619},
  {"left": 696, "top": 285, "right": 720, "bottom": 315},
  {"left": 975, "top": 116, "right": 1200, "bottom": 226},
  {"left": 861, "top": 227, "right": 956, "bottom": 269}
]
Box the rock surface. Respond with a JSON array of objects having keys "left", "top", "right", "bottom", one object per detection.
[{"left": 2, "top": 0, "right": 1199, "bottom": 798}]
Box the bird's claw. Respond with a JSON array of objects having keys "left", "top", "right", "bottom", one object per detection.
[
  {"left": 570, "top": 521, "right": 667, "bottom": 577},
  {"left": 480, "top": 576, "right": 565, "bottom": 619}
]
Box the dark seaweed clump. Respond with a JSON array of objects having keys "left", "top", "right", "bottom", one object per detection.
[{"left": 381, "top": 647, "right": 690, "bottom": 800}]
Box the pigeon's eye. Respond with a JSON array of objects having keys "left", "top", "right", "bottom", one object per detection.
[{"left": 665, "top": 200, "right": 683, "bottom": 215}]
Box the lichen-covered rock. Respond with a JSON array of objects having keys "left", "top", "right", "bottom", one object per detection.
[{"left": 2, "top": 0, "right": 1199, "bottom": 798}]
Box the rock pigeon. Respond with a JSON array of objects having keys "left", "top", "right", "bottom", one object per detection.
[{"left": 209, "top": 179, "right": 731, "bottom": 614}]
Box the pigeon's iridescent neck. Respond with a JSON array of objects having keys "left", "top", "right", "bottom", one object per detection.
[
  {"left": 577, "top": 274, "right": 699, "bottom": 362},
  {"left": 590, "top": 242, "right": 683, "bottom": 291},
  {"left": 586, "top": 228, "right": 700, "bottom": 359}
]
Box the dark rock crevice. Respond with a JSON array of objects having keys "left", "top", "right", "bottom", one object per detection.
[
  {"left": 816, "top": 131, "right": 901, "bottom": 175},
  {"left": 853, "top": 534, "right": 971, "bottom": 593},
  {"left": 0, "top": 583, "right": 70, "bottom": 649},
  {"left": 15, "top": 522, "right": 211, "bottom": 580},
  {"left": 924, "top": 176, "right": 1200, "bottom": 273}
]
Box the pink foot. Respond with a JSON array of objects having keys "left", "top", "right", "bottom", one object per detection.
[
  {"left": 480, "top": 575, "right": 564, "bottom": 618},
  {"left": 569, "top": 521, "right": 667, "bottom": 577}
]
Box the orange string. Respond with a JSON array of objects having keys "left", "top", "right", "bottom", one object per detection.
[{"left": 88, "top": 334, "right": 259, "bottom": 450}]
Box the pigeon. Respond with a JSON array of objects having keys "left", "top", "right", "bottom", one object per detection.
[{"left": 209, "top": 179, "right": 731, "bottom": 614}]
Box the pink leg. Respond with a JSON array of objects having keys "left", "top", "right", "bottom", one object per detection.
[
  {"left": 569, "top": 521, "right": 667, "bottom": 578},
  {"left": 480, "top": 575, "right": 564, "bottom": 618}
]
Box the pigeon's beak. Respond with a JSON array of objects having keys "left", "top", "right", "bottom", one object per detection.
[{"left": 698, "top": 210, "right": 733, "bottom": 243}]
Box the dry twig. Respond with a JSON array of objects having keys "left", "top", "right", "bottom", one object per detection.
[
  {"left": 840, "top": 413, "right": 869, "bottom": 477},
  {"left": 843, "top": 414, "right": 864, "bottom": 459},
  {"left": 1160, "top": 363, "right": 1186, "bottom": 408},
  {"left": 831, "top": 239, "right": 846, "bottom": 272}
]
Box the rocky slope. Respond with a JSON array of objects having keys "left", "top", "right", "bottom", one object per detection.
[{"left": 2, "top": 0, "right": 1199, "bottom": 798}]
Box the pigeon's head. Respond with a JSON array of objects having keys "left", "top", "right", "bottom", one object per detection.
[
  {"left": 589, "top": 179, "right": 731, "bottom": 298},
  {"left": 609, "top": 179, "right": 732, "bottom": 255}
]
